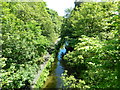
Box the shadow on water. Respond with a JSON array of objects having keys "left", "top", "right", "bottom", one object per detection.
[{"left": 43, "top": 45, "right": 66, "bottom": 88}]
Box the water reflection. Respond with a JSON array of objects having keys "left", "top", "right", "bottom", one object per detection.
[
  {"left": 43, "top": 44, "right": 66, "bottom": 88},
  {"left": 58, "top": 46, "right": 66, "bottom": 61},
  {"left": 56, "top": 45, "right": 66, "bottom": 88}
]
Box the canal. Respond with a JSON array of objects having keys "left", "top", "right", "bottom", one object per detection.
[{"left": 43, "top": 45, "right": 66, "bottom": 88}]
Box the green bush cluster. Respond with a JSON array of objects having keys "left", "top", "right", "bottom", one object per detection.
[
  {"left": 61, "top": 2, "right": 119, "bottom": 38},
  {"left": 61, "top": 1, "right": 119, "bottom": 88},
  {"left": 1, "top": 1, "right": 62, "bottom": 89}
]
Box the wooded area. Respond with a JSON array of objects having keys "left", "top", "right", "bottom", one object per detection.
[
  {"left": 0, "top": 1, "right": 120, "bottom": 89},
  {"left": 60, "top": 1, "right": 120, "bottom": 88}
]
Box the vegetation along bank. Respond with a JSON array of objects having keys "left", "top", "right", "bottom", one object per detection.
[{"left": 0, "top": 0, "right": 120, "bottom": 89}]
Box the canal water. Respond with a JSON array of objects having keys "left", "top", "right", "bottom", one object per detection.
[{"left": 43, "top": 45, "right": 66, "bottom": 88}]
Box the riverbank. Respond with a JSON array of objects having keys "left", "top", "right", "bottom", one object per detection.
[
  {"left": 31, "top": 54, "right": 50, "bottom": 88},
  {"left": 31, "top": 37, "right": 62, "bottom": 88},
  {"left": 32, "top": 55, "right": 55, "bottom": 88}
]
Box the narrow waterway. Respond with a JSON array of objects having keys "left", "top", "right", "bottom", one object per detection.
[{"left": 43, "top": 45, "right": 66, "bottom": 88}]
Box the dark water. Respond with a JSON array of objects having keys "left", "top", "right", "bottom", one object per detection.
[{"left": 43, "top": 45, "right": 66, "bottom": 88}]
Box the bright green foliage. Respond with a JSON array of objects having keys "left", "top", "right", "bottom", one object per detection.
[
  {"left": 1, "top": 1, "right": 62, "bottom": 89},
  {"left": 62, "top": 70, "right": 90, "bottom": 88},
  {"left": 61, "top": 2, "right": 118, "bottom": 38},
  {"left": 47, "top": 8, "right": 63, "bottom": 34},
  {"left": 63, "top": 30, "right": 119, "bottom": 88},
  {"left": 61, "top": 1, "right": 119, "bottom": 88}
]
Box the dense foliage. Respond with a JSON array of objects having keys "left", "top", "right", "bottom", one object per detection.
[
  {"left": 0, "top": 1, "right": 62, "bottom": 89},
  {"left": 61, "top": 1, "right": 120, "bottom": 88}
]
